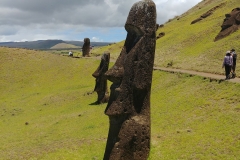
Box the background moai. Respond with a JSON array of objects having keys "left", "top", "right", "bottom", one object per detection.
[
  {"left": 82, "top": 38, "right": 91, "bottom": 57},
  {"left": 92, "top": 52, "right": 110, "bottom": 104},
  {"left": 103, "top": 0, "right": 156, "bottom": 159},
  {"left": 215, "top": 7, "right": 240, "bottom": 41},
  {"left": 191, "top": 3, "right": 224, "bottom": 25}
]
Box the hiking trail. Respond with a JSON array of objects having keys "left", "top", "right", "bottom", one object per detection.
[{"left": 78, "top": 56, "right": 240, "bottom": 83}]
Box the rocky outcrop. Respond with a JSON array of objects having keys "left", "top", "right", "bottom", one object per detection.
[
  {"left": 159, "top": 24, "right": 164, "bottom": 28},
  {"left": 191, "top": 3, "right": 225, "bottom": 24},
  {"left": 156, "top": 32, "right": 165, "bottom": 40},
  {"left": 215, "top": 7, "right": 240, "bottom": 41}
]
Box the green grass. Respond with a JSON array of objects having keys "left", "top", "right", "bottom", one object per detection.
[
  {"left": 50, "top": 43, "right": 80, "bottom": 49},
  {"left": 1, "top": 47, "right": 240, "bottom": 159},
  {"left": 0, "top": 47, "right": 108, "bottom": 159},
  {"left": 150, "top": 71, "right": 240, "bottom": 159},
  {"left": 91, "top": 41, "right": 124, "bottom": 60}
]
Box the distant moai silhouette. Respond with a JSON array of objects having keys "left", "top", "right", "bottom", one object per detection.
[
  {"left": 156, "top": 32, "right": 165, "bottom": 40},
  {"left": 215, "top": 7, "right": 240, "bottom": 41},
  {"left": 82, "top": 38, "right": 91, "bottom": 57},
  {"left": 191, "top": 3, "right": 224, "bottom": 25},
  {"left": 92, "top": 52, "right": 110, "bottom": 104},
  {"left": 103, "top": 0, "right": 156, "bottom": 159}
]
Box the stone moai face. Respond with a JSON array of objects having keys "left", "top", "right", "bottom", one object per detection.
[
  {"left": 82, "top": 38, "right": 91, "bottom": 57},
  {"left": 103, "top": 0, "right": 156, "bottom": 159},
  {"left": 92, "top": 52, "right": 110, "bottom": 104},
  {"left": 215, "top": 8, "right": 240, "bottom": 41}
]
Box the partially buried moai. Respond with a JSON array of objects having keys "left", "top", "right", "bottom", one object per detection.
[
  {"left": 82, "top": 38, "right": 91, "bottom": 57},
  {"left": 92, "top": 52, "right": 110, "bottom": 104},
  {"left": 103, "top": 0, "right": 156, "bottom": 159},
  {"left": 215, "top": 7, "right": 240, "bottom": 41}
]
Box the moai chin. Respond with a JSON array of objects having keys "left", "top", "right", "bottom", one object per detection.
[
  {"left": 92, "top": 52, "right": 110, "bottom": 104},
  {"left": 103, "top": 0, "right": 156, "bottom": 159},
  {"left": 82, "top": 38, "right": 91, "bottom": 57},
  {"left": 215, "top": 7, "right": 240, "bottom": 41}
]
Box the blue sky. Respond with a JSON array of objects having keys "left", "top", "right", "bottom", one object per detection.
[{"left": 0, "top": 0, "right": 202, "bottom": 43}]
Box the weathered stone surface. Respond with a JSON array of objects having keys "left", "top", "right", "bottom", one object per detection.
[
  {"left": 215, "top": 7, "right": 240, "bottom": 41},
  {"left": 156, "top": 32, "right": 165, "bottom": 40},
  {"left": 191, "top": 3, "right": 224, "bottom": 24},
  {"left": 82, "top": 38, "right": 91, "bottom": 57},
  {"left": 159, "top": 24, "right": 164, "bottom": 28},
  {"left": 103, "top": 0, "right": 156, "bottom": 159},
  {"left": 191, "top": 11, "right": 212, "bottom": 24},
  {"left": 156, "top": 23, "right": 159, "bottom": 31},
  {"left": 92, "top": 52, "right": 110, "bottom": 104}
]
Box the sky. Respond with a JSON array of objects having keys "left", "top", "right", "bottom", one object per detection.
[{"left": 0, "top": 0, "right": 202, "bottom": 43}]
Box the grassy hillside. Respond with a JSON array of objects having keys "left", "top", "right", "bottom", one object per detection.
[
  {"left": 50, "top": 43, "right": 80, "bottom": 49},
  {"left": 1, "top": 47, "right": 240, "bottom": 159},
  {"left": 92, "top": 0, "right": 240, "bottom": 76},
  {"left": 0, "top": 47, "right": 107, "bottom": 159}
]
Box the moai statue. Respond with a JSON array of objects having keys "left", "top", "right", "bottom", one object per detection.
[
  {"left": 92, "top": 52, "right": 110, "bottom": 104},
  {"left": 103, "top": 0, "right": 156, "bottom": 159},
  {"left": 82, "top": 38, "right": 91, "bottom": 57},
  {"left": 215, "top": 7, "right": 240, "bottom": 41}
]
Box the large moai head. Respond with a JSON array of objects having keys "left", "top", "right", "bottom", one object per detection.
[
  {"left": 103, "top": 0, "right": 156, "bottom": 159},
  {"left": 215, "top": 7, "right": 240, "bottom": 41},
  {"left": 92, "top": 52, "right": 110, "bottom": 104},
  {"left": 105, "top": 0, "right": 156, "bottom": 117},
  {"left": 82, "top": 38, "right": 91, "bottom": 57}
]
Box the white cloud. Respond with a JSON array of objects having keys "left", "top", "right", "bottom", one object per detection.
[
  {"left": 92, "top": 37, "right": 103, "bottom": 42},
  {"left": 0, "top": 0, "right": 202, "bottom": 42}
]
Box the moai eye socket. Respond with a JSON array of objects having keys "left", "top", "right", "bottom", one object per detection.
[{"left": 125, "top": 24, "right": 144, "bottom": 37}]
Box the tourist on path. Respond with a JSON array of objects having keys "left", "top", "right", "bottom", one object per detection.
[{"left": 222, "top": 51, "right": 233, "bottom": 80}]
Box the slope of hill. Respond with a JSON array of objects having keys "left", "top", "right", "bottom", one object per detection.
[
  {"left": 0, "top": 40, "right": 65, "bottom": 50},
  {"left": 65, "top": 41, "right": 112, "bottom": 47},
  {"left": 92, "top": 0, "right": 240, "bottom": 77},
  {"left": 50, "top": 43, "right": 80, "bottom": 49},
  {"left": 0, "top": 40, "right": 112, "bottom": 50},
  {"left": 1, "top": 46, "right": 240, "bottom": 159},
  {"left": 0, "top": 47, "right": 107, "bottom": 159}
]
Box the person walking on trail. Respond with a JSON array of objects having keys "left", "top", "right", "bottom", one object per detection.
[
  {"left": 222, "top": 51, "right": 233, "bottom": 80},
  {"left": 231, "top": 49, "right": 237, "bottom": 77}
]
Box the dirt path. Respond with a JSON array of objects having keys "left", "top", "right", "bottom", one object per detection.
[
  {"left": 79, "top": 56, "right": 240, "bottom": 83},
  {"left": 154, "top": 67, "right": 240, "bottom": 83}
]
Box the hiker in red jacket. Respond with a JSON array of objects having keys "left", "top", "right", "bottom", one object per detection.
[{"left": 222, "top": 51, "right": 233, "bottom": 80}]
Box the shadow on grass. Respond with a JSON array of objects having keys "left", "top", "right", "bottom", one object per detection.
[{"left": 89, "top": 101, "right": 100, "bottom": 105}]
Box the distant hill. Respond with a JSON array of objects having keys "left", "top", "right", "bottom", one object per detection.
[
  {"left": 0, "top": 40, "right": 112, "bottom": 50},
  {"left": 50, "top": 43, "right": 80, "bottom": 49},
  {"left": 65, "top": 41, "right": 112, "bottom": 47},
  {"left": 0, "top": 40, "right": 64, "bottom": 50}
]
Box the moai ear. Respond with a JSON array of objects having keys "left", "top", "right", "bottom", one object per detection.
[{"left": 236, "top": 12, "right": 240, "bottom": 22}]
